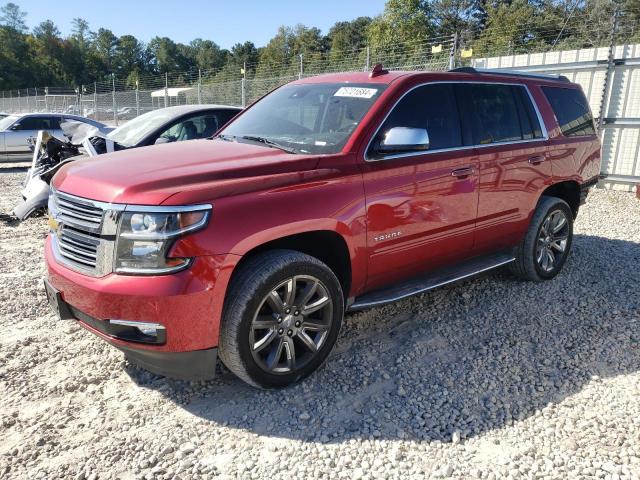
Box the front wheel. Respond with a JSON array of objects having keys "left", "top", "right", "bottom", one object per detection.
[
  {"left": 219, "top": 250, "right": 344, "bottom": 388},
  {"left": 510, "top": 196, "right": 574, "bottom": 281}
]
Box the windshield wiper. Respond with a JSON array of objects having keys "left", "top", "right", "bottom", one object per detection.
[
  {"left": 238, "top": 135, "right": 297, "bottom": 154},
  {"left": 213, "top": 134, "right": 297, "bottom": 153}
]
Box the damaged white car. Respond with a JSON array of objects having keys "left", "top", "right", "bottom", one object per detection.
[{"left": 12, "top": 104, "right": 241, "bottom": 221}]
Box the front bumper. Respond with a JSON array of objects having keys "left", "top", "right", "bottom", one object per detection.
[{"left": 45, "top": 236, "right": 240, "bottom": 380}]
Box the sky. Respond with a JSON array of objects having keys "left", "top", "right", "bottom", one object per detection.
[{"left": 11, "top": 0, "right": 387, "bottom": 48}]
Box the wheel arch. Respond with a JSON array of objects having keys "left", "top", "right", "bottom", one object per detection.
[
  {"left": 539, "top": 180, "right": 580, "bottom": 218},
  {"left": 228, "top": 230, "right": 353, "bottom": 302}
]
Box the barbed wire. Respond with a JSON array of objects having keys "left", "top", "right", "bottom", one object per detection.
[{"left": 1, "top": 10, "right": 638, "bottom": 122}]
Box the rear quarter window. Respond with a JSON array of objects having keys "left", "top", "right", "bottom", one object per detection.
[{"left": 541, "top": 86, "right": 596, "bottom": 137}]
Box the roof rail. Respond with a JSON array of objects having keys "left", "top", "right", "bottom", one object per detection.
[{"left": 449, "top": 67, "right": 570, "bottom": 83}]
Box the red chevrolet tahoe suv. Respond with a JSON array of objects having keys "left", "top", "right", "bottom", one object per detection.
[{"left": 44, "top": 66, "right": 601, "bottom": 388}]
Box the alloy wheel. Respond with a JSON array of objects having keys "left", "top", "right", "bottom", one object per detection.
[
  {"left": 249, "top": 275, "right": 333, "bottom": 374},
  {"left": 536, "top": 209, "right": 569, "bottom": 273}
]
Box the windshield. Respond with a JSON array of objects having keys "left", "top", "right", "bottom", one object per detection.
[
  {"left": 107, "top": 109, "right": 175, "bottom": 147},
  {"left": 0, "top": 115, "right": 19, "bottom": 131},
  {"left": 220, "top": 83, "right": 386, "bottom": 154}
]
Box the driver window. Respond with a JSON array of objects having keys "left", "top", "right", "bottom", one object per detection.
[
  {"left": 373, "top": 84, "right": 462, "bottom": 153},
  {"left": 13, "top": 117, "right": 54, "bottom": 131}
]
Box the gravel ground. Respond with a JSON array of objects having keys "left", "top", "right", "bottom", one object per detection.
[{"left": 0, "top": 165, "right": 639, "bottom": 480}]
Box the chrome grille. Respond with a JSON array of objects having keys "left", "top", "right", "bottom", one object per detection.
[
  {"left": 54, "top": 191, "right": 104, "bottom": 233},
  {"left": 49, "top": 189, "right": 122, "bottom": 277},
  {"left": 58, "top": 228, "right": 99, "bottom": 269}
]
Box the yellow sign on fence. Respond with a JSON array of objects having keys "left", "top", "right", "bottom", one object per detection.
[
  {"left": 431, "top": 44, "right": 442, "bottom": 54},
  {"left": 461, "top": 48, "right": 473, "bottom": 58}
]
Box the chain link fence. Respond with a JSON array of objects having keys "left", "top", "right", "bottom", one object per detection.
[
  {"left": 1, "top": 7, "right": 638, "bottom": 127},
  {"left": 0, "top": 36, "right": 456, "bottom": 125}
]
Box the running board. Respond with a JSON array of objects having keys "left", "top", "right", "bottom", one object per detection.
[{"left": 348, "top": 250, "right": 515, "bottom": 312}]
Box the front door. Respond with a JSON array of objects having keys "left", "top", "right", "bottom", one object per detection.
[{"left": 361, "top": 83, "right": 479, "bottom": 291}]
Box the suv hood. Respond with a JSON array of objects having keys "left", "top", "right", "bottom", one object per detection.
[{"left": 52, "top": 139, "right": 321, "bottom": 205}]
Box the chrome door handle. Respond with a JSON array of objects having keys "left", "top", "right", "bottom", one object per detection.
[
  {"left": 451, "top": 167, "right": 475, "bottom": 178},
  {"left": 528, "top": 155, "right": 545, "bottom": 165}
]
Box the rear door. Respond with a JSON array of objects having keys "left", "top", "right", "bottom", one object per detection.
[
  {"left": 362, "top": 83, "right": 480, "bottom": 290},
  {"left": 456, "top": 83, "right": 551, "bottom": 254}
]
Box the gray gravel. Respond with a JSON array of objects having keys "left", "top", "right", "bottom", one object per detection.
[{"left": 1, "top": 165, "right": 639, "bottom": 480}]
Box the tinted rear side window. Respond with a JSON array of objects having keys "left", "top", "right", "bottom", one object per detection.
[
  {"left": 542, "top": 86, "right": 596, "bottom": 137},
  {"left": 460, "top": 84, "right": 523, "bottom": 144},
  {"left": 372, "top": 83, "right": 462, "bottom": 155}
]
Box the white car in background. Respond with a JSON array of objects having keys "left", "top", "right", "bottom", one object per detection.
[{"left": 0, "top": 113, "right": 111, "bottom": 162}]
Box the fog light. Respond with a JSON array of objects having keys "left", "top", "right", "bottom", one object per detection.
[{"left": 108, "top": 319, "right": 166, "bottom": 344}]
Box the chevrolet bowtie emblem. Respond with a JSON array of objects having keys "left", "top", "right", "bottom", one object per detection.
[{"left": 48, "top": 214, "right": 60, "bottom": 232}]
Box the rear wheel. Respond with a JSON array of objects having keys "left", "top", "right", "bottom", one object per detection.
[
  {"left": 219, "top": 250, "right": 344, "bottom": 388},
  {"left": 510, "top": 196, "right": 573, "bottom": 281}
]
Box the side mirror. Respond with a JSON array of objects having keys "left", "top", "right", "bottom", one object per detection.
[
  {"left": 10, "top": 123, "right": 21, "bottom": 131},
  {"left": 377, "top": 127, "right": 429, "bottom": 154},
  {"left": 154, "top": 137, "right": 171, "bottom": 145}
]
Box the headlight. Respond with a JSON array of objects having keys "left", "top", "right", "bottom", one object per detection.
[{"left": 114, "top": 206, "right": 211, "bottom": 274}]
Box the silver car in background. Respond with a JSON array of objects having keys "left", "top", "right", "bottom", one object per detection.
[{"left": 0, "top": 113, "right": 111, "bottom": 162}]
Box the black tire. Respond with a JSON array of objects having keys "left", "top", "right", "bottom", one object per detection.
[
  {"left": 510, "top": 196, "right": 574, "bottom": 282},
  {"left": 218, "top": 249, "right": 344, "bottom": 388}
]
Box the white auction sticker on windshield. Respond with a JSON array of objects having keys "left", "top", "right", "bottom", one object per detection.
[{"left": 334, "top": 87, "right": 378, "bottom": 99}]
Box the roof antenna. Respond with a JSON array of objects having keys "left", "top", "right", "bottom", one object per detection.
[{"left": 369, "top": 63, "right": 388, "bottom": 78}]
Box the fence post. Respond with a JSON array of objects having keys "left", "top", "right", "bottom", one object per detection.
[
  {"left": 299, "top": 54, "right": 304, "bottom": 80},
  {"left": 241, "top": 62, "right": 246, "bottom": 108},
  {"left": 597, "top": 5, "right": 620, "bottom": 134},
  {"left": 197, "top": 69, "right": 202, "bottom": 104},
  {"left": 164, "top": 72, "right": 169, "bottom": 108},
  {"left": 112, "top": 73, "right": 118, "bottom": 126},
  {"left": 135, "top": 80, "right": 140, "bottom": 117},
  {"left": 365, "top": 46, "right": 370, "bottom": 71},
  {"left": 93, "top": 82, "right": 97, "bottom": 120},
  {"left": 449, "top": 32, "right": 458, "bottom": 70}
]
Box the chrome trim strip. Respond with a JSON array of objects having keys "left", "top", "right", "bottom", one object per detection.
[
  {"left": 114, "top": 258, "right": 193, "bottom": 276},
  {"left": 123, "top": 204, "right": 212, "bottom": 213},
  {"left": 364, "top": 80, "right": 549, "bottom": 163},
  {"left": 59, "top": 235, "right": 98, "bottom": 253},
  {"left": 349, "top": 256, "right": 515, "bottom": 311},
  {"left": 58, "top": 242, "right": 97, "bottom": 262},
  {"left": 469, "top": 68, "right": 568, "bottom": 82},
  {"left": 55, "top": 188, "right": 126, "bottom": 212},
  {"left": 53, "top": 187, "right": 212, "bottom": 214},
  {"left": 109, "top": 319, "right": 166, "bottom": 331}
]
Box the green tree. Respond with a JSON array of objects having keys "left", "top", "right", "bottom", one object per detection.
[
  {"left": 70, "top": 18, "right": 91, "bottom": 52},
  {"left": 92, "top": 28, "right": 118, "bottom": 72},
  {"left": 0, "top": 2, "right": 26, "bottom": 32},
  {"left": 147, "top": 36, "right": 189, "bottom": 73},
  {"left": 327, "top": 17, "right": 372, "bottom": 53},
  {"left": 471, "top": 0, "right": 539, "bottom": 56},
  {"left": 430, "top": 0, "right": 485, "bottom": 37},
  {"left": 367, "top": 0, "right": 434, "bottom": 48},
  {"left": 256, "top": 26, "right": 295, "bottom": 74},
  {"left": 114, "top": 35, "right": 144, "bottom": 77},
  {"left": 189, "top": 39, "right": 227, "bottom": 72}
]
